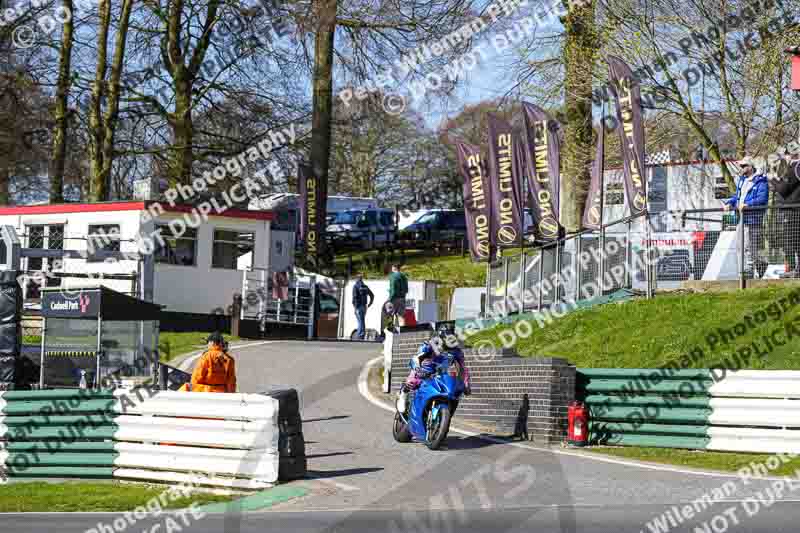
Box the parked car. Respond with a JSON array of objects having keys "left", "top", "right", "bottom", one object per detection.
[
  {"left": 398, "top": 210, "right": 467, "bottom": 249},
  {"left": 326, "top": 208, "right": 396, "bottom": 252}
]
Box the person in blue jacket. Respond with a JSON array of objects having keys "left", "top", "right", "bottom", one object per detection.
[{"left": 723, "top": 157, "right": 769, "bottom": 278}]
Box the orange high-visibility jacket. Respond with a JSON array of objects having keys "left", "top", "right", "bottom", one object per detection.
[{"left": 189, "top": 348, "right": 237, "bottom": 393}]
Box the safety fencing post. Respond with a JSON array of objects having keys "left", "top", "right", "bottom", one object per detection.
[
  {"left": 738, "top": 211, "right": 746, "bottom": 290},
  {"left": 625, "top": 220, "right": 632, "bottom": 289},
  {"left": 554, "top": 241, "right": 562, "bottom": 302},
  {"left": 644, "top": 214, "right": 653, "bottom": 299},
  {"left": 502, "top": 256, "right": 510, "bottom": 317},
  {"left": 573, "top": 236, "right": 581, "bottom": 303},
  {"left": 521, "top": 250, "right": 528, "bottom": 312},
  {"left": 537, "top": 249, "right": 544, "bottom": 311},
  {"left": 598, "top": 225, "right": 606, "bottom": 297}
]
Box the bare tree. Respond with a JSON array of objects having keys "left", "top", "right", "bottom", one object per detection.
[
  {"left": 87, "top": 0, "right": 136, "bottom": 201},
  {"left": 49, "top": 0, "right": 75, "bottom": 202}
]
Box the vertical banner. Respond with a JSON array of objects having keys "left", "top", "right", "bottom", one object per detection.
[
  {"left": 298, "top": 164, "right": 324, "bottom": 267},
  {"left": 583, "top": 124, "right": 605, "bottom": 230},
  {"left": 522, "top": 102, "right": 562, "bottom": 221},
  {"left": 487, "top": 115, "right": 524, "bottom": 248},
  {"left": 607, "top": 56, "right": 647, "bottom": 215},
  {"left": 456, "top": 142, "right": 493, "bottom": 262},
  {"left": 520, "top": 105, "right": 561, "bottom": 240}
]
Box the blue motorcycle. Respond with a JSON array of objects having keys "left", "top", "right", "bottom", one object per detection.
[{"left": 393, "top": 350, "right": 467, "bottom": 450}]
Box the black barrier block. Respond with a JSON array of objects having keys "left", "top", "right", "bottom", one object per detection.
[
  {"left": 14, "top": 354, "right": 39, "bottom": 390},
  {"left": 0, "top": 322, "right": 20, "bottom": 357},
  {"left": 279, "top": 456, "right": 307, "bottom": 481},
  {"left": 278, "top": 432, "right": 306, "bottom": 458},
  {"left": 278, "top": 414, "right": 303, "bottom": 436},
  {"left": 0, "top": 354, "right": 15, "bottom": 389},
  {"left": 0, "top": 272, "right": 21, "bottom": 324},
  {"left": 260, "top": 388, "right": 300, "bottom": 419}
]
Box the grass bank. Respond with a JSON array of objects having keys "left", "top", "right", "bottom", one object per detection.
[
  {"left": 23, "top": 332, "right": 242, "bottom": 363},
  {"left": 589, "top": 447, "right": 800, "bottom": 476},
  {"left": 0, "top": 481, "right": 234, "bottom": 512},
  {"left": 158, "top": 332, "right": 241, "bottom": 363},
  {"left": 467, "top": 286, "right": 800, "bottom": 369}
]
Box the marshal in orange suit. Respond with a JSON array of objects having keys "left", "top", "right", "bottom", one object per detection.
[{"left": 180, "top": 332, "right": 237, "bottom": 393}]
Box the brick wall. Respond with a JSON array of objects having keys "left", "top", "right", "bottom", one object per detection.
[{"left": 387, "top": 330, "right": 575, "bottom": 444}]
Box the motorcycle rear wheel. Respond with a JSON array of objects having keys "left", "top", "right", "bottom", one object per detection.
[
  {"left": 425, "top": 404, "right": 451, "bottom": 450},
  {"left": 393, "top": 412, "right": 412, "bottom": 443}
]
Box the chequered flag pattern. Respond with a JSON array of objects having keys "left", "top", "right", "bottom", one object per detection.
[{"left": 645, "top": 150, "right": 673, "bottom": 166}]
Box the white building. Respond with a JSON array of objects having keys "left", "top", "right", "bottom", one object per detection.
[{"left": 0, "top": 201, "right": 291, "bottom": 316}]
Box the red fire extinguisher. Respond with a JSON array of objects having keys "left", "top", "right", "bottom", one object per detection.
[{"left": 567, "top": 401, "right": 589, "bottom": 447}]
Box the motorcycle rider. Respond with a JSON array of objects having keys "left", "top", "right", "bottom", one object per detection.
[{"left": 398, "top": 326, "right": 471, "bottom": 412}]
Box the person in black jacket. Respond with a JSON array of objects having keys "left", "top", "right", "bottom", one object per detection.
[
  {"left": 352, "top": 274, "right": 374, "bottom": 340},
  {"left": 775, "top": 158, "right": 800, "bottom": 278}
]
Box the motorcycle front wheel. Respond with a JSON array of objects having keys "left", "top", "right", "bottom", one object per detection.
[
  {"left": 425, "top": 404, "right": 451, "bottom": 450},
  {"left": 393, "top": 412, "right": 412, "bottom": 443}
]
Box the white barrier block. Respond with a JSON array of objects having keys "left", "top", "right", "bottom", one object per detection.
[
  {"left": 113, "top": 415, "right": 278, "bottom": 450},
  {"left": 709, "top": 398, "right": 800, "bottom": 427},
  {"left": 113, "top": 468, "right": 274, "bottom": 491},
  {"left": 113, "top": 442, "right": 278, "bottom": 482},
  {"left": 710, "top": 374, "right": 800, "bottom": 399},
  {"left": 113, "top": 391, "right": 279, "bottom": 421},
  {"left": 708, "top": 426, "right": 800, "bottom": 454}
]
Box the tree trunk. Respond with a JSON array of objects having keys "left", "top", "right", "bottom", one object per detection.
[
  {"left": 167, "top": 73, "right": 194, "bottom": 186},
  {"left": 161, "top": 0, "right": 219, "bottom": 186},
  {"left": 0, "top": 161, "right": 9, "bottom": 205},
  {"left": 88, "top": 0, "right": 111, "bottom": 201},
  {"left": 98, "top": 0, "right": 135, "bottom": 197},
  {"left": 49, "top": 0, "right": 74, "bottom": 203},
  {"left": 310, "top": 0, "right": 337, "bottom": 263},
  {"left": 561, "top": 0, "right": 596, "bottom": 233}
]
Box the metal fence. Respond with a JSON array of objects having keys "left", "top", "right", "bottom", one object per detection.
[{"left": 487, "top": 205, "right": 800, "bottom": 317}]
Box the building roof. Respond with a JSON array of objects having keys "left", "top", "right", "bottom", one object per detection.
[{"left": 0, "top": 200, "right": 274, "bottom": 221}]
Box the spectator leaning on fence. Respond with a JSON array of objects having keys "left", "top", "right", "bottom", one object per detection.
[
  {"left": 774, "top": 156, "right": 800, "bottom": 278},
  {"left": 723, "top": 156, "right": 770, "bottom": 278}
]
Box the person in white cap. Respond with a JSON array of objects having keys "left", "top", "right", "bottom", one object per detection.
[{"left": 723, "top": 156, "right": 769, "bottom": 278}]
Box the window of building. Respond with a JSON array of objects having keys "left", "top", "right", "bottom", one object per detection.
[
  {"left": 24, "top": 224, "right": 64, "bottom": 298},
  {"left": 605, "top": 183, "right": 624, "bottom": 205},
  {"left": 212, "top": 229, "right": 254, "bottom": 270},
  {"left": 87, "top": 224, "right": 120, "bottom": 263},
  {"left": 26, "top": 224, "right": 64, "bottom": 271},
  {"left": 155, "top": 225, "right": 197, "bottom": 266}
]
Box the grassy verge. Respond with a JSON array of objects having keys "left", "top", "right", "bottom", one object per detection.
[
  {"left": 467, "top": 286, "right": 800, "bottom": 368},
  {"left": 23, "top": 332, "right": 242, "bottom": 364},
  {"left": 158, "top": 332, "right": 242, "bottom": 363},
  {"left": 0, "top": 481, "right": 234, "bottom": 513},
  {"left": 588, "top": 447, "right": 800, "bottom": 476}
]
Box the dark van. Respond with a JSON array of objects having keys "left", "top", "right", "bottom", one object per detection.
[{"left": 399, "top": 209, "right": 467, "bottom": 248}]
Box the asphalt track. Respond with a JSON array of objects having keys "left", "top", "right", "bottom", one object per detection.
[{"left": 5, "top": 340, "right": 800, "bottom": 532}]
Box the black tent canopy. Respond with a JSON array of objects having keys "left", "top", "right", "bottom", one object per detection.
[{"left": 41, "top": 286, "right": 162, "bottom": 321}]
